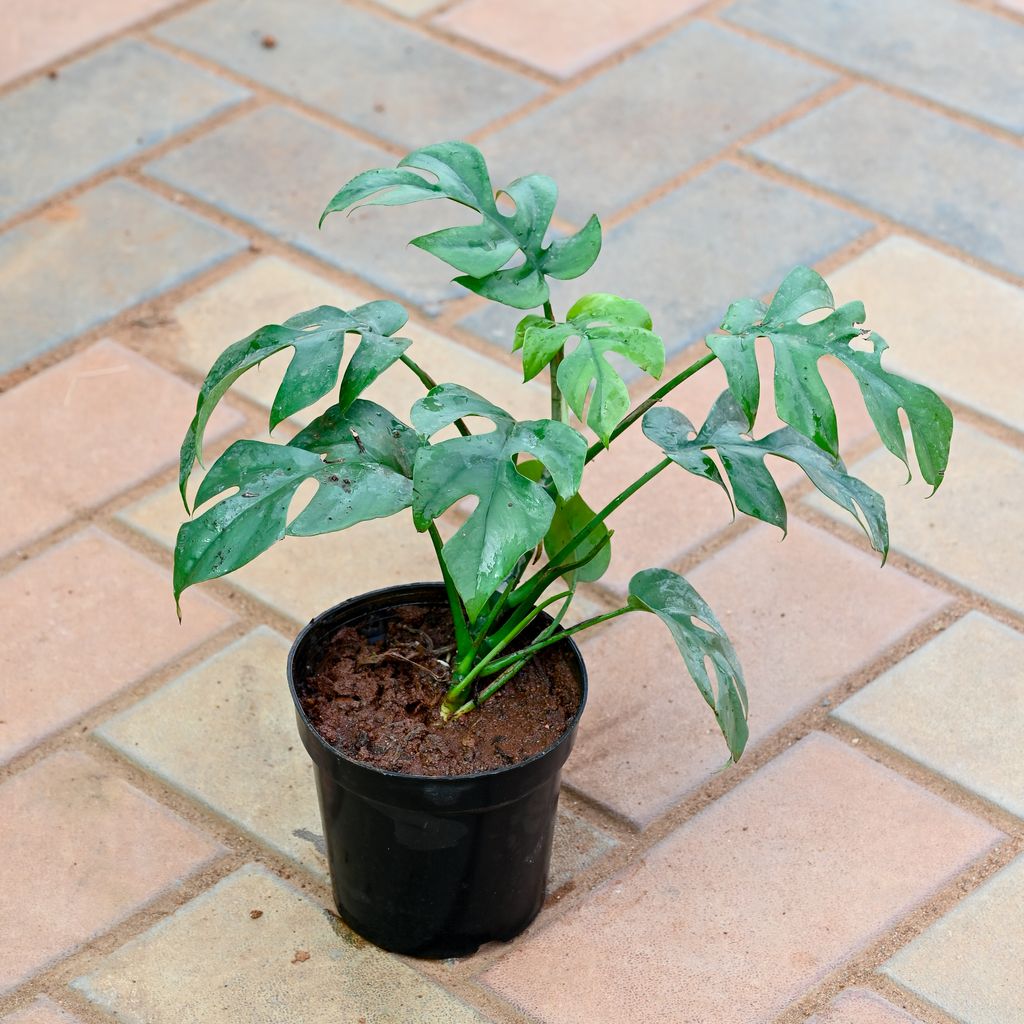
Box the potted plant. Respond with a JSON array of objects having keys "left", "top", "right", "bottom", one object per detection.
[{"left": 174, "top": 142, "right": 952, "bottom": 958}]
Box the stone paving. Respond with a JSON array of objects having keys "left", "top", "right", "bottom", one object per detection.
[{"left": 1, "top": 1, "right": 1022, "bottom": 1022}]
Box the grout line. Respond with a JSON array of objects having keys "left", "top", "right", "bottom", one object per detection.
[{"left": 703, "top": 9, "right": 1024, "bottom": 149}]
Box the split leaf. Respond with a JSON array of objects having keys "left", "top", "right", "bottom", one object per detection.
[
  {"left": 178, "top": 301, "right": 409, "bottom": 508},
  {"left": 321, "top": 141, "right": 602, "bottom": 310},
  {"left": 643, "top": 391, "right": 888, "bottom": 559},
  {"left": 410, "top": 384, "right": 587, "bottom": 618},
  {"left": 628, "top": 568, "right": 748, "bottom": 761},
  {"left": 706, "top": 266, "right": 952, "bottom": 489},
  {"left": 174, "top": 401, "right": 418, "bottom": 605}
]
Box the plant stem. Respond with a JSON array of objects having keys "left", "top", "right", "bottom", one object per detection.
[
  {"left": 477, "top": 605, "right": 634, "bottom": 679},
  {"left": 543, "top": 300, "right": 567, "bottom": 423},
  {"left": 546, "top": 458, "right": 671, "bottom": 569},
  {"left": 400, "top": 354, "right": 471, "bottom": 437},
  {"left": 442, "top": 590, "right": 570, "bottom": 716},
  {"left": 584, "top": 350, "right": 717, "bottom": 463},
  {"left": 428, "top": 524, "right": 471, "bottom": 660}
]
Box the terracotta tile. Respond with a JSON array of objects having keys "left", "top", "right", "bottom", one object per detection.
[
  {"left": 485, "top": 733, "right": 1001, "bottom": 1024},
  {"left": 807, "top": 989, "right": 925, "bottom": 1024},
  {"left": 73, "top": 864, "right": 488, "bottom": 1023},
  {"left": 0, "top": 529, "right": 235, "bottom": 765},
  {"left": 0, "top": 0, "right": 182, "bottom": 84},
  {"left": 830, "top": 235, "right": 1024, "bottom": 432},
  {"left": 836, "top": 613, "right": 1024, "bottom": 818},
  {"left": 0, "top": 339, "right": 242, "bottom": 557},
  {"left": 121, "top": 484, "right": 448, "bottom": 624},
  {"left": 0, "top": 996, "right": 83, "bottom": 1024},
  {"left": 0, "top": 750, "right": 223, "bottom": 995},
  {"left": 436, "top": 0, "right": 707, "bottom": 78},
  {"left": 883, "top": 854, "right": 1024, "bottom": 1024},
  {"left": 806, "top": 423, "right": 1024, "bottom": 615},
  {"left": 566, "top": 520, "right": 950, "bottom": 824},
  {"left": 170, "top": 255, "right": 548, "bottom": 431}
]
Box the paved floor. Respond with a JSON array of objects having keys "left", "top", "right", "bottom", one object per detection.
[{"left": 1, "top": 1, "right": 1023, "bottom": 1022}]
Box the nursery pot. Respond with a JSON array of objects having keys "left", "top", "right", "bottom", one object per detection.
[{"left": 287, "top": 582, "right": 588, "bottom": 959}]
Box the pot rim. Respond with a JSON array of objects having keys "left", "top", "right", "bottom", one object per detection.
[{"left": 286, "top": 580, "right": 589, "bottom": 785}]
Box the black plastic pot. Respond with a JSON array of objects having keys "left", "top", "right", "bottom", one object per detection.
[{"left": 286, "top": 582, "right": 588, "bottom": 959}]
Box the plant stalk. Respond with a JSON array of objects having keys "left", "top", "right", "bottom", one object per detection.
[
  {"left": 543, "top": 300, "right": 567, "bottom": 423},
  {"left": 400, "top": 354, "right": 471, "bottom": 437},
  {"left": 428, "top": 524, "right": 471, "bottom": 662},
  {"left": 584, "top": 350, "right": 717, "bottom": 463}
]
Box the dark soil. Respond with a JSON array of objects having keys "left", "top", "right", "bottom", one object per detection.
[{"left": 298, "top": 603, "right": 581, "bottom": 776}]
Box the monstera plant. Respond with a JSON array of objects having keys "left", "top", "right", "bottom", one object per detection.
[{"left": 173, "top": 141, "right": 953, "bottom": 957}]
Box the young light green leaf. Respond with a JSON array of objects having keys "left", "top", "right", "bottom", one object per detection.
[
  {"left": 644, "top": 391, "right": 889, "bottom": 559},
  {"left": 707, "top": 266, "right": 953, "bottom": 489},
  {"left": 628, "top": 568, "right": 748, "bottom": 761},
  {"left": 320, "top": 141, "right": 602, "bottom": 309},
  {"left": 174, "top": 401, "right": 418, "bottom": 605},
  {"left": 513, "top": 313, "right": 550, "bottom": 353},
  {"left": 410, "top": 385, "right": 587, "bottom": 618},
  {"left": 520, "top": 294, "right": 664, "bottom": 443},
  {"left": 178, "top": 301, "right": 408, "bottom": 508}
]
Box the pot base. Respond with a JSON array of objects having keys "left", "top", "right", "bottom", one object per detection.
[{"left": 287, "top": 583, "right": 588, "bottom": 958}]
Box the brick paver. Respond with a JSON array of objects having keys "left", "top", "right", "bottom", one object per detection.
[
  {"left": 480, "top": 22, "right": 834, "bottom": 222},
  {"left": 0, "top": 529, "right": 234, "bottom": 766},
  {"left": 2, "top": 0, "right": 1021, "bottom": 1018},
  {"left": 724, "top": 0, "right": 1024, "bottom": 132},
  {"left": 156, "top": 0, "right": 540, "bottom": 146},
  {"left": 0, "top": 178, "right": 243, "bottom": 371},
  {"left": 750, "top": 88, "right": 1024, "bottom": 276},
  {"left": 807, "top": 423, "right": 1024, "bottom": 615},
  {"left": 435, "top": 0, "right": 706, "bottom": 79},
  {"left": 883, "top": 855, "right": 1024, "bottom": 1024},
  {"left": 485, "top": 733, "right": 1001, "bottom": 1024},
  {"left": 73, "top": 864, "right": 488, "bottom": 1023},
  {"left": 0, "top": 998, "right": 82, "bottom": 1024},
  {"left": 0, "top": 750, "right": 223, "bottom": 995},
  {"left": 0, "top": 40, "right": 246, "bottom": 223},
  {"left": 97, "top": 628, "right": 328, "bottom": 876},
  {"left": 829, "top": 236, "right": 1024, "bottom": 432},
  {"left": 0, "top": 339, "right": 242, "bottom": 557},
  {"left": 146, "top": 105, "right": 470, "bottom": 313},
  {"left": 121, "top": 486, "right": 447, "bottom": 623},
  {"left": 567, "top": 520, "right": 950, "bottom": 824},
  {"left": 806, "top": 990, "right": 925, "bottom": 1024},
  {"left": 836, "top": 613, "right": 1024, "bottom": 820}
]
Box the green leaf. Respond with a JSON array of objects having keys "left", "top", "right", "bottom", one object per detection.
[
  {"left": 541, "top": 215, "right": 602, "bottom": 280},
  {"left": 410, "top": 385, "right": 587, "bottom": 617},
  {"left": 336, "top": 334, "right": 410, "bottom": 413},
  {"left": 707, "top": 266, "right": 953, "bottom": 489},
  {"left": 513, "top": 314, "right": 549, "bottom": 353},
  {"left": 174, "top": 402, "right": 419, "bottom": 604},
  {"left": 517, "top": 461, "right": 612, "bottom": 584},
  {"left": 178, "top": 301, "right": 409, "bottom": 508},
  {"left": 320, "top": 141, "right": 602, "bottom": 309},
  {"left": 520, "top": 294, "right": 664, "bottom": 443},
  {"left": 628, "top": 568, "right": 748, "bottom": 761},
  {"left": 643, "top": 391, "right": 889, "bottom": 559}
]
